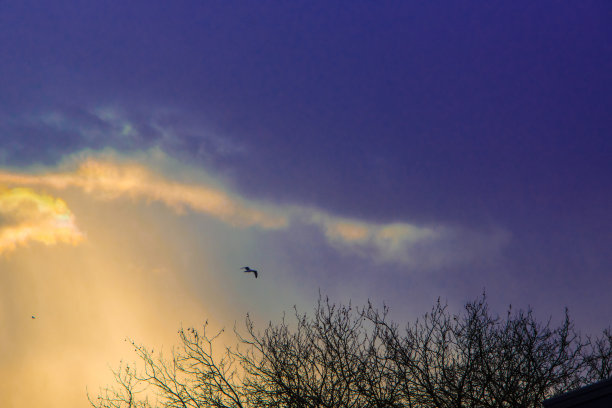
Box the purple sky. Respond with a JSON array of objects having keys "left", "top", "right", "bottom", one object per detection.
[{"left": 0, "top": 2, "right": 611, "bottom": 406}]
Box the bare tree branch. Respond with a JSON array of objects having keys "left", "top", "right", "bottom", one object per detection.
[{"left": 92, "top": 294, "right": 611, "bottom": 408}]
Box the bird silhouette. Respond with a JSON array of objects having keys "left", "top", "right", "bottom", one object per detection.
[{"left": 241, "top": 266, "right": 258, "bottom": 278}]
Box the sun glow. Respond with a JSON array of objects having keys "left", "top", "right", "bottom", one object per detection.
[{"left": 0, "top": 187, "right": 84, "bottom": 254}]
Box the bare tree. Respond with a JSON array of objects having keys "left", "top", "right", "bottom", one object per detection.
[
  {"left": 90, "top": 295, "right": 612, "bottom": 408},
  {"left": 583, "top": 328, "right": 612, "bottom": 384},
  {"left": 236, "top": 297, "right": 402, "bottom": 408},
  {"left": 373, "top": 294, "right": 612, "bottom": 408},
  {"left": 89, "top": 324, "right": 246, "bottom": 408}
]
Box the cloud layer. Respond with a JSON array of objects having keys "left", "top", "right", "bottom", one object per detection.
[
  {"left": 0, "top": 157, "right": 287, "bottom": 229},
  {"left": 0, "top": 150, "right": 506, "bottom": 268}
]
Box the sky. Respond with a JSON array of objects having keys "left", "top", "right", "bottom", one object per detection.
[{"left": 0, "top": 1, "right": 611, "bottom": 406}]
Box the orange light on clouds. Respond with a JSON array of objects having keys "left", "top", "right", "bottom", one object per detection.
[
  {"left": 0, "top": 151, "right": 499, "bottom": 268},
  {"left": 0, "top": 158, "right": 288, "bottom": 229},
  {"left": 0, "top": 187, "right": 84, "bottom": 254}
]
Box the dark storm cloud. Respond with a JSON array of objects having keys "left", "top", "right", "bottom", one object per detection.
[
  {"left": 0, "top": 106, "right": 149, "bottom": 165},
  {"left": 0, "top": 104, "right": 245, "bottom": 173}
]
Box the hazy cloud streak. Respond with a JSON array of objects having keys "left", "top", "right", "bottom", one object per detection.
[
  {"left": 0, "top": 153, "right": 507, "bottom": 267},
  {"left": 0, "top": 158, "right": 288, "bottom": 229}
]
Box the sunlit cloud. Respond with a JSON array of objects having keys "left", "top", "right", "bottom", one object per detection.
[
  {"left": 0, "top": 151, "right": 507, "bottom": 267},
  {"left": 309, "top": 213, "right": 447, "bottom": 265},
  {"left": 0, "top": 187, "right": 84, "bottom": 254},
  {"left": 0, "top": 157, "right": 288, "bottom": 229},
  {"left": 312, "top": 212, "right": 433, "bottom": 244},
  {"left": 313, "top": 214, "right": 438, "bottom": 246},
  {"left": 2, "top": 104, "right": 509, "bottom": 268}
]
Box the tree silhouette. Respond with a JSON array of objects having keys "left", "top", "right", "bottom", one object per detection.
[
  {"left": 90, "top": 295, "right": 612, "bottom": 408},
  {"left": 372, "top": 298, "right": 588, "bottom": 407},
  {"left": 236, "top": 299, "right": 401, "bottom": 407}
]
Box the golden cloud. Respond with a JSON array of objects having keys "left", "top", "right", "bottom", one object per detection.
[
  {"left": 311, "top": 213, "right": 440, "bottom": 263},
  {"left": 0, "top": 187, "right": 84, "bottom": 254},
  {"left": 0, "top": 158, "right": 287, "bottom": 229},
  {"left": 0, "top": 151, "right": 489, "bottom": 267}
]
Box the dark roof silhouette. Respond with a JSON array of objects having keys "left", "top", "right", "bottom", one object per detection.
[
  {"left": 544, "top": 377, "right": 612, "bottom": 408},
  {"left": 241, "top": 266, "right": 258, "bottom": 278}
]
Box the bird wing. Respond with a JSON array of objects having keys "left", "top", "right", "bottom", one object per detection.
[{"left": 254, "top": 270, "right": 258, "bottom": 278}]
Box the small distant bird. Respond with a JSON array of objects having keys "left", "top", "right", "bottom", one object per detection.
[{"left": 241, "top": 266, "right": 258, "bottom": 278}]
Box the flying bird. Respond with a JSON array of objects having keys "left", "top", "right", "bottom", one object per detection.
[{"left": 241, "top": 266, "right": 258, "bottom": 278}]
